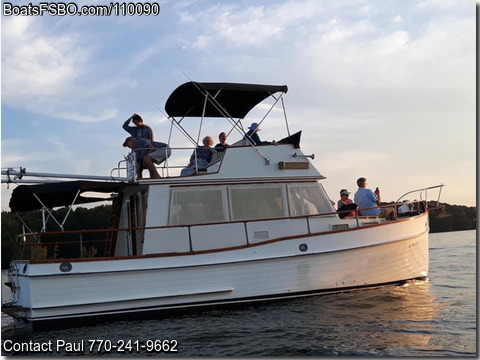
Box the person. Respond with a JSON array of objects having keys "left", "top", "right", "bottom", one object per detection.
[
  {"left": 354, "top": 177, "right": 395, "bottom": 220},
  {"left": 181, "top": 136, "right": 216, "bottom": 176},
  {"left": 243, "top": 122, "right": 276, "bottom": 145},
  {"left": 336, "top": 189, "right": 358, "bottom": 219},
  {"left": 123, "top": 137, "right": 171, "bottom": 179},
  {"left": 122, "top": 113, "right": 153, "bottom": 141},
  {"left": 214, "top": 132, "right": 229, "bottom": 152}
]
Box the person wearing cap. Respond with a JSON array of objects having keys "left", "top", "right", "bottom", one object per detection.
[
  {"left": 122, "top": 113, "right": 154, "bottom": 141},
  {"left": 337, "top": 189, "right": 357, "bottom": 219},
  {"left": 243, "top": 122, "right": 276, "bottom": 146},
  {"left": 123, "top": 137, "right": 170, "bottom": 179}
]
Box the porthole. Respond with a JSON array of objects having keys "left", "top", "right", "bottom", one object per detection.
[
  {"left": 299, "top": 243, "right": 308, "bottom": 252},
  {"left": 59, "top": 262, "right": 72, "bottom": 273}
]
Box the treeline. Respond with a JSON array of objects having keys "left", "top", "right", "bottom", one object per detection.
[
  {"left": 1, "top": 203, "right": 476, "bottom": 268},
  {"left": 428, "top": 203, "right": 476, "bottom": 233}
]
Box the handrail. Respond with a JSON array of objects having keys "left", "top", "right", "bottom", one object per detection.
[
  {"left": 111, "top": 146, "right": 219, "bottom": 179},
  {"left": 16, "top": 199, "right": 428, "bottom": 245},
  {"left": 396, "top": 184, "right": 444, "bottom": 208},
  {"left": 14, "top": 198, "right": 430, "bottom": 261}
]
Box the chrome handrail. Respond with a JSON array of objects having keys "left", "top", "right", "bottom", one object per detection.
[
  {"left": 111, "top": 146, "right": 223, "bottom": 180},
  {"left": 395, "top": 184, "right": 444, "bottom": 208}
]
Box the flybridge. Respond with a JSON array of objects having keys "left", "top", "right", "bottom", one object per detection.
[
  {"left": 1, "top": 81, "right": 293, "bottom": 185},
  {"left": 0, "top": 81, "right": 301, "bottom": 231}
]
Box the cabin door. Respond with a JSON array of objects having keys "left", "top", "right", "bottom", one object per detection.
[{"left": 126, "top": 192, "right": 147, "bottom": 256}]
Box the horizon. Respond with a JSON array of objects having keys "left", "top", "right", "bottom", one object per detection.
[{"left": 1, "top": 0, "right": 476, "bottom": 210}]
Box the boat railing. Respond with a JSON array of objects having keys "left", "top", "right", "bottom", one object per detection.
[
  {"left": 14, "top": 199, "right": 429, "bottom": 262},
  {"left": 111, "top": 146, "right": 225, "bottom": 179},
  {"left": 395, "top": 184, "right": 444, "bottom": 209}
]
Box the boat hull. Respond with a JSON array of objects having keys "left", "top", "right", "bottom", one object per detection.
[{"left": 4, "top": 213, "right": 429, "bottom": 326}]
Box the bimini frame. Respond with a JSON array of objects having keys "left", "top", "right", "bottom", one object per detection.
[
  {"left": 163, "top": 81, "right": 289, "bottom": 165},
  {"left": 2, "top": 168, "right": 126, "bottom": 232}
]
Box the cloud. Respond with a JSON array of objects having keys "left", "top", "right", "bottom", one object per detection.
[
  {"left": 182, "top": 0, "right": 326, "bottom": 48},
  {"left": 392, "top": 15, "right": 403, "bottom": 23},
  {"left": 416, "top": 0, "right": 470, "bottom": 10},
  {"left": 1, "top": 15, "right": 126, "bottom": 123},
  {"left": 2, "top": 17, "right": 89, "bottom": 105},
  {"left": 57, "top": 108, "right": 118, "bottom": 122},
  {"left": 371, "top": 30, "right": 409, "bottom": 56}
]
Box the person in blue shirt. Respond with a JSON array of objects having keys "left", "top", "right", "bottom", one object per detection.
[
  {"left": 243, "top": 122, "right": 276, "bottom": 146},
  {"left": 123, "top": 137, "right": 170, "bottom": 179},
  {"left": 354, "top": 177, "right": 394, "bottom": 220},
  {"left": 181, "top": 136, "right": 216, "bottom": 176},
  {"left": 123, "top": 113, "right": 153, "bottom": 141}
]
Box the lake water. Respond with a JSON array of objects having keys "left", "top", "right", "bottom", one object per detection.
[{"left": 1, "top": 230, "right": 476, "bottom": 356}]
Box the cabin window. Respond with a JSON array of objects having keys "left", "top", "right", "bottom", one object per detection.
[
  {"left": 287, "top": 183, "right": 333, "bottom": 216},
  {"left": 229, "top": 185, "right": 286, "bottom": 221},
  {"left": 169, "top": 187, "right": 227, "bottom": 225}
]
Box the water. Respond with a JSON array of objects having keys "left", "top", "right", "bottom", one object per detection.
[{"left": 1, "top": 230, "right": 476, "bottom": 356}]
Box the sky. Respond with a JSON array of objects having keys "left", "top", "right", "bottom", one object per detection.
[{"left": 1, "top": 0, "right": 476, "bottom": 212}]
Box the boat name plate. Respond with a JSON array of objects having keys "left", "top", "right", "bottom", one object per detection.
[{"left": 278, "top": 161, "right": 309, "bottom": 170}]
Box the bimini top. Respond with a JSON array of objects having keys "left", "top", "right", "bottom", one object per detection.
[
  {"left": 165, "top": 82, "right": 288, "bottom": 118},
  {"left": 10, "top": 180, "right": 127, "bottom": 212}
]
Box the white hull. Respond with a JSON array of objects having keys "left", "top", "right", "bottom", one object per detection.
[{"left": 6, "top": 213, "right": 429, "bottom": 324}]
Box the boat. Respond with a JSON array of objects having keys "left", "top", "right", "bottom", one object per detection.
[{"left": 1, "top": 81, "right": 444, "bottom": 329}]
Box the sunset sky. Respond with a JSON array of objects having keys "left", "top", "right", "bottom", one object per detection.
[{"left": 1, "top": 0, "right": 476, "bottom": 210}]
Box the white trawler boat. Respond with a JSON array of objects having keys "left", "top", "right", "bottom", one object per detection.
[{"left": 2, "top": 81, "right": 443, "bottom": 329}]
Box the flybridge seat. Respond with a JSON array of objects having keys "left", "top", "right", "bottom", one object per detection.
[
  {"left": 197, "top": 151, "right": 225, "bottom": 173},
  {"left": 231, "top": 139, "right": 249, "bottom": 146}
]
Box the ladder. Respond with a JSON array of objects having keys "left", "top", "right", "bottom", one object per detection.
[{"left": 104, "top": 194, "right": 123, "bottom": 257}]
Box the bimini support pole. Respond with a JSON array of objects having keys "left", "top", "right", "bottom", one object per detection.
[
  {"left": 15, "top": 213, "right": 40, "bottom": 243},
  {"left": 32, "top": 193, "right": 64, "bottom": 231},
  {"left": 281, "top": 96, "right": 291, "bottom": 137},
  {"left": 188, "top": 81, "right": 272, "bottom": 165},
  {"left": 197, "top": 92, "right": 209, "bottom": 145},
  {"left": 33, "top": 188, "right": 85, "bottom": 232},
  {"left": 254, "top": 92, "right": 286, "bottom": 132},
  {"left": 152, "top": 103, "right": 197, "bottom": 147}
]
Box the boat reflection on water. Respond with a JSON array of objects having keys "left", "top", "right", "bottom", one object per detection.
[{"left": 302, "top": 280, "right": 439, "bottom": 354}]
